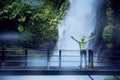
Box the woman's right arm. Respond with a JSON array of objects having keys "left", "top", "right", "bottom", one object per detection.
[{"left": 71, "top": 36, "right": 79, "bottom": 43}]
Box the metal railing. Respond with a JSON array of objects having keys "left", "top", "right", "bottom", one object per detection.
[{"left": 0, "top": 47, "right": 120, "bottom": 70}]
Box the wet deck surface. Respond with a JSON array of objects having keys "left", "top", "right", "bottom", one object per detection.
[{"left": 0, "top": 66, "right": 120, "bottom": 75}]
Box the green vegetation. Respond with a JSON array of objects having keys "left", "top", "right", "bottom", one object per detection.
[
  {"left": 102, "top": 24, "right": 113, "bottom": 48},
  {"left": 102, "top": 0, "right": 114, "bottom": 49},
  {"left": 104, "top": 76, "right": 116, "bottom": 80},
  {"left": 103, "top": 0, "right": 120, "bottom": 49},
  {"left": 0, "top": 0, "right": 69, "bottom": 49}
]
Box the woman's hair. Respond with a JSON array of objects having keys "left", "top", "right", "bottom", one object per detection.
[{"left": 81, "top": 36, "right": 85, "bottom": 41}]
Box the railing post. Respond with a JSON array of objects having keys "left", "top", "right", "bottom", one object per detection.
[
  {"left": 25, "top": 49, "right": 28, "bottom": 66},
  {"left": 88, "top": 49, "right": 93, "bottom": 69},
  {"left": 2, "top": 47, "right": 5, "bottom": 69},
  {"left": 47, "top": 49, "right": 50, "bottom": 69},
  {"left": 59, "top": 50, "right": 61, "bottom": 68}
]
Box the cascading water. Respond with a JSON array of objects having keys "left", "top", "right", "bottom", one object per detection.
[
  {"left": 56, "top": 0, "right": 97, "bottom": 51},
  {"left": 53, "top": 0, "right": 98, "bottom": 67}
]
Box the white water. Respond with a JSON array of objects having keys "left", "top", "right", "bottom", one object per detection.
[
  {"left": 56, "top": 0, "right": 97, "bottom": 51},
  {"left": 51, "top": 0, "right": 98, "bottom": 67}
]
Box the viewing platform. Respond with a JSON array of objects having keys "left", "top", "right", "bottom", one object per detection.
[{"left": 0, "top": 47, "right": 120, "bottom": 75}]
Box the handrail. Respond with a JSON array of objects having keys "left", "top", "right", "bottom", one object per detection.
[{"left": 0, "top": 47, "right": 120, "bottom": 70}]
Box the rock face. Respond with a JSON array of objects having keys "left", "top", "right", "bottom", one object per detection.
[{"left": 94, "top": 0, "right": 120, "bottom": 66}]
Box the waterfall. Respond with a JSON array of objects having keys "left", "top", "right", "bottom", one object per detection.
[
  {"left": 56, "top": 0, "right": 97, "bottom": 51},
  {"left": 52, "top": 0, "right": 98, "bottom": 67}
]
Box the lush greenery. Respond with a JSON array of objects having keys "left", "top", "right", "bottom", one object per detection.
[
  {"left": 102, "top": 0, "right": 120, "bottom": 50},
  {"left": 0, "top": 0, "right": 69, "bottom": 49},
  {"left": 102, "top": 0, "right": 114, "bottom": 49}
]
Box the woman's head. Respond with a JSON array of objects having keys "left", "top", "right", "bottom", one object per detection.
[{"left": 81, "top": 36, "right": 85, "bottom": 41}]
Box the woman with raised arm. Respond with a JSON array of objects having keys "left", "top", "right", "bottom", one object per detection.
[{"left": 71, "top": 36, "right": 96, "bottom": 68}]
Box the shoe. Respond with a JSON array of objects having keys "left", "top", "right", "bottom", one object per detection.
[{"left": 79, "top": 65, "right": 82, "bottom": 69}]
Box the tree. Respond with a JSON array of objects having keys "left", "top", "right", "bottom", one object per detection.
[
  {"left": 0, "top": 0, "right": 69, "bottom": 49},
  {"left": 102, "top": 0, "right": 114, "bottom": 49}
]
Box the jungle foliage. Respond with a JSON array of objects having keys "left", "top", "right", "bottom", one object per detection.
[
  {"left": 0, "top": 0, "right": 69, "bottom": 49},
  {"left": 102, "top": 0, "right": 120, "bottom": 49},
  {"left": 102, "top": 0, "right": 113, "bottom": 49}
]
